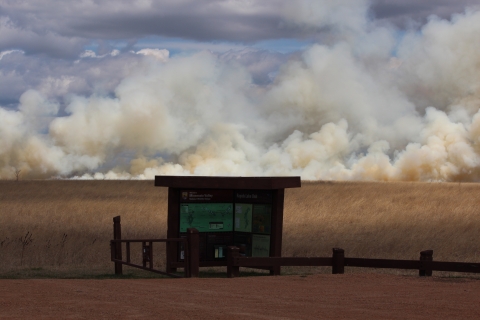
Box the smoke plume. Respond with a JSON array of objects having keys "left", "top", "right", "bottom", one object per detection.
[{"left": 1, "top": 5, "right": 480, "bottom": 181}]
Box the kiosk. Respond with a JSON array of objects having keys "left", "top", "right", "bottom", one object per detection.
[{"left": 155, "top": 176, "right": 301, "bottom": 275}]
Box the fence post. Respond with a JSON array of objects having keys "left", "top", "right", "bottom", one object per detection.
[
  {"left": 227, "top": 246, "right": 240, "bottom": 278},
  {"left": 113, "top": 216, "right": 123, "bottom": 275},
  {"left": 332, "top": 248, "right": 345, "bottom": 274},
  {"left": 186, "top": 228, "right": 199, "bottom": 278},
  {"left": 419, "top": 250, "right": 433, "bottom": 277}
]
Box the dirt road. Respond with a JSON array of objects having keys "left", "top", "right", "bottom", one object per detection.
[{"left": 1, "top": 274, "right": 479, "bottom": 319}]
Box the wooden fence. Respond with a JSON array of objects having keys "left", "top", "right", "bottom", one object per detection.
[
  {"left": 111, "top": 216, "right": 480, "bottom": 279},
  {"left": 110, "top": 216, "right": 200, "bottom": 278},
  {"left": 226, "top": 247, "right": 480, "bottom": 278}
]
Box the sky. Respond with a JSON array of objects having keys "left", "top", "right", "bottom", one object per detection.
[{"left": 1, "top": 0, "right": 480, "bottom": 181}]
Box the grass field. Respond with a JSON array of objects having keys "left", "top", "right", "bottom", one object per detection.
[{"left": 1, "top": 180, "right": 479, "bottom": 278}]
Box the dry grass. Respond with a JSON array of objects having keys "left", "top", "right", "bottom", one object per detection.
[
  {"left": 1, "top": 180, "right": 479, "bottom": 277},
  {"left": 284, "top": 181, "right": 480, "bottom": 262},
  {"left": 0, "top": 181, "right": 168, "bottom": 276}
]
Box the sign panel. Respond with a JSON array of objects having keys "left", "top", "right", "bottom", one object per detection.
[
  {"left": 252, "top": 234, "right": 270, "bottom": 257},
  {"left": 252, "top": 204, "right": 272, "bottom": 234},
  {"left": 178, "top": 233, "right": 207, "bottom": 261},
  {"left": 234, "top": 203, "right": 252, "bottom": 232},
  {"left": 206, "top": 233, "right": 233, "bottom": 260},
  {"left": 180, "top": 190, "right": 233, "bottom": 203},
  {"left": 234, "top": 233, "right": 252, "bottom": 257},
  {"left": 235, "top": 191, "right": 272, "bottom": 203},
  {"left": 179, "top": 203, "right": 233, "bottom": 232}
]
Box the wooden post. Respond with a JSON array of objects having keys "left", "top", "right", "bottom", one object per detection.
[
  {"left": 149, "top": 241, "right": 153, "bottom": 269},
  {"left": 332, "top": 248, "right": 345, "bottom": 274},
  {"left": 270, "top": 189, "right": 284, "bottom": 276},
  {"left": 166, "top": 188, "right": 180, "bottom": 273},
  {"left": 227, "top": 246, "right": 240, "bottom": 278},
  {"left": 419, "top": 250, "right": 433, "bottom": 277},
  {"left": 113, "top": 216, "right": 122, "bottom": 275},
  {"left": 110, "top": 240, "right": 115, "bottom": 261},
  {"left": 142, "top": 241, "right": 148, "bottom": 268},
  {"left": 186, "top": 228, "right": 200, "bottom": 278}
]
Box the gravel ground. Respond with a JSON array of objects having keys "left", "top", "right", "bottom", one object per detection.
[{"left": 1, "top": 273, "right": 479, "bottom": 319}]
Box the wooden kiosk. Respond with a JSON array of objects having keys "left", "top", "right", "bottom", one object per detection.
[{"left": 155, "top": 176, "right": 301, "bottom": 275}]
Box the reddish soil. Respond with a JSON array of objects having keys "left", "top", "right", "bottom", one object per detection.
[{"left": 1, "top": 274, "right": 479, "bottom": 319}]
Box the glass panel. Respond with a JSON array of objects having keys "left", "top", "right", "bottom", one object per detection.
[
  {"left": 252, "top": 234, "right": 270, "bottom": 257},
  {"left": 234, "top": 203, "right": 252, "bottom": 232},
  {"left": 252, "top": 204, "right": 272, "bottom": 234},
  {"left": 179, "top": 203, "right": 233, "bottom": 232}
]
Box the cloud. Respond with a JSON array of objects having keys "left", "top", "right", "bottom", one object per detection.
[
  {"left": 2, "top": 0, "right": 476, "bottom": 58},
  {"left": 0, "top": 49, "right": 147, "bottom": 106},
  {"left": 1, "top": 1, "right": 480, "bottom": 182},
  {"left": 0, "top": 16, "right": 87, "bottom": 58},
  {"left": 372, "top": 0, "right": 480, "bottom": 27},
  {"left": 282, "top": 0, "right": 370, "bottom": 34},
  {"left": 0, "top": 47, "right": 285, "bottom": 106},
  {"left": 136, "top": 48, "right": 169, "bottom": 62},
  {"left": 0, "top": 1, "right": 287, "bottom": 52}
]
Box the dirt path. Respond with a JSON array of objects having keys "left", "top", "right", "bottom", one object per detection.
[{"left": 1, "top": 274, "right": 479, "bottom": 319}]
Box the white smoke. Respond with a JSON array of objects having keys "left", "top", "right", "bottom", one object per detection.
[{"left": 2, "top": 4, "right": 480, "bottom": 181}]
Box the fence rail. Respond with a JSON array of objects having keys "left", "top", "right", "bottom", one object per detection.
[
  {"left": 231, "top": 257, "right": 333, "bottom": 268},
  {"left": 110, "top": 238, "right": 188, "bottom": 278},
  {"left": 110, "top": 258, "right": 186, "bottom": 278},
  {"left": 111, "top": 239, "right": 186, "bottom": 243},
  {"left": 227, "top": 247, "right": 480, "bottom": 278},
  {"left": 344, "top": 258, "right": 420, "bottom": 270},
  {"left": 431, "top": 261, "right": 480, "bottom": 273},
  {"left": 110, "top": 216, "right": 200, "bottom": 278}
]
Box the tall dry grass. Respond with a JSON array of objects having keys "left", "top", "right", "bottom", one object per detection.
[
  {"left": 1, "top": 180, "right": 479, "bottom": 276},
  {"left": 0, "top": 181, "right": 169, "bottom": 275},
  {"left": 283, "top": 181, "right": 480, "bottom": 263}
]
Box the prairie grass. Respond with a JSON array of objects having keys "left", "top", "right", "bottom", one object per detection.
[{"left": 1, "top": 180, "right": 479, "bottom": 277}]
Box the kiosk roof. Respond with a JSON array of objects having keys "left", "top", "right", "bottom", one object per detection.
[{"left": 155, "top": 176, "right": 301, "bottom": 189}]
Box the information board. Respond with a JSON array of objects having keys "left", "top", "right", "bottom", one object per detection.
[
  {"left": 234, "top": 203, "right": 252, "bottom": 232},
  {"left": 179, "top": 203, "right": 233, "bottom": 232},
  {"left": 252, "top": 204, "right": 272, "bottom": 234},
  {"left": 178, "top": 187, "right": 274, "bottom": 260},
  {"left": 181, "top": 190, "right": 233, "bottom": 202},
  {"left": 234, "top": 233, "right": 252, "bottom": 257},
  {"left": 252, "top": 234, "right": 270, "bottom": 257},
  {"left": 235, "top": 191, "right": 272, "bottom": 203}
]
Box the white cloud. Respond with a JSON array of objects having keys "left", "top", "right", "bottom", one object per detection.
[
  {"left": 0, "top": 49, "right": 24, "bottom": 61},
  {"left": 1, "top": 0, "right": 476, "bottom": 58},
  {"left": 136, "top": 48, "right": 169, "bottom": 62}
]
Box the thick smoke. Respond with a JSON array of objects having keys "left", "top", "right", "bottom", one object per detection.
[{"left": 1, "top": 5, "right": 480, "bottom": 181}]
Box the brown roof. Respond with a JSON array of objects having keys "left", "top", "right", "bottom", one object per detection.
[{"left": 154, "top": 176, "right": 301, "bottom": 189}]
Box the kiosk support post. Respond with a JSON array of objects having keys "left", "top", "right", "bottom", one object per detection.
[
  {"left": 187, "top": 228, "right": 200, "bottom": 277},
  {"left": 113, "top": 216, "right": 123, "bottom": 275},
  {"left": 270, "top": 189, "right": 284, "bottom": 275},
  {"left": 227, "top": 246, "right": 240, "bottom": 278},
  {"left": 166, "top": 187, "right": 180, "bottom": 273}
]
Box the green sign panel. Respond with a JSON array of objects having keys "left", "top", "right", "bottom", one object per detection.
[
  {"left": 234, "top": 203, "right": 252, "bottom": 232},
  {"left": 252, "top": 204, "right": 272, "bottom": 234},
  {"left": 252, "top": 234, "right": 270, "bottom": 257},
  {"left": 180, "top": 203, "right": 233, "bottom": 232}
]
